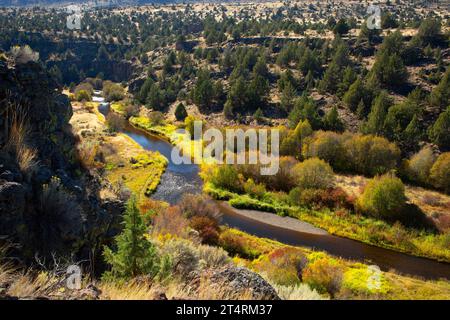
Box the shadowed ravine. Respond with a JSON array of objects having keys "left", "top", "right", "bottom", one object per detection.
[{"left": 97, "top": 95, "right": 450, "bottom": 281}]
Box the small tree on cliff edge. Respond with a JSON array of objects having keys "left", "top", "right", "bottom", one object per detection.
[{"left": 103, "top": 196, "right": 160, "bottom": 280}]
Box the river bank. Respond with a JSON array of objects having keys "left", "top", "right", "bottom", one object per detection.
[{"left": 98, "top": 103, "right": 450, "bottom": 280}]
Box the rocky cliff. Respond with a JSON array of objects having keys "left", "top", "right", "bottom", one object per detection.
[{"left": 0, "top": 57, "right": 123, "bottom": 266}]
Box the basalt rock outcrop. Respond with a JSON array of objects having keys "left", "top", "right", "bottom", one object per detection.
[{"left": 0, "top": 58, "right": 123, "bottom": 265}]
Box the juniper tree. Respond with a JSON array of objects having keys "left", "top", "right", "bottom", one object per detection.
[{"left": 103, "top": 196, "right": 160, "bottom": 280}]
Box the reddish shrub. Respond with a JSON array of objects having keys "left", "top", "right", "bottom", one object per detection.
[
  {"left": 152, "top": 206, "right": 189, "bottom": 237},
  {"left": 293, "top": 187, "right": 354, "bottom": 210},
  {"left": 189, "top": 216, "right": 220, "bottom": 245}
]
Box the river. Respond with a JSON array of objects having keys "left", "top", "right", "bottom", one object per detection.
[{"left": 95, "top": 93, "right": 450, "bottom": 281}]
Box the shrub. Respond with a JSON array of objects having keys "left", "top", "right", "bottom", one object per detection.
[
  {"left": 148, "top": 111, "right": 165, "bottom": 126},
  {"left": 403, "top": 146, "right": 436, "bottom": 185},
  {"left": 152, "top": 206, "right": 189, "bottom": 238},
  {"left": 343, "top": 134, "right": 400, "bottom": 176},
  {"left": 342, "top": 265, "right": 389, "bottom": 295},
  {"left": 103, "top": 81, "right": 125, "bottom": 102},
  {"left": 197, "top": 245, "right": 230, "bottom": 268},
  {"left": 356, "top": 174, "right": 407, "bottom": 220},
  {"left": 236, "top": 156, "right": 298, "bottom": 192},
  {"left": 430, "top": 152, "right": 450, "bottom": 193},
  {"left": 218, "top": 229, "right": 264, "bottom": 259},
  {"left": 138, "top": 199, "right": 167, "bottom": 225},
  {"left": 106, "top": 112, "right": 124, "bottom": 132},
  {"left": 189, "top": 216, "right": 220, "bottom": 245},
  {"left": 302, "top": 257, "right": 343, "bottom": 297},
  {"left": 158, "top": 238, "right": 199, "bottom": 278},
  {"left": 209, "top": 165, "right": 243, "bottom": 193},
  {"left": 9, "top": 45, "right": 39, "bottom": 64},
  {"left": 178, "top": 193, "right": 221, "bottom": 222},
  {"left": 271, "top": 283, "right": 326, "bottom": 300},
  {"left": 184, "top": 115, "right": 196, "bottom": 138},
  {"left": 252, "top": 247, "right": 307, "bottom": 285},
  {"left": 302, "top": 131, "right": 346, "bottom": 170},
  {"left": 290, "top": 187, "right": 353, "bottom": 210},
  {"left": 243, "top": 178, "right": 267, "bottom": 199},
  {"left": 291, "top": 158, "right": 335, "bottom": 190},
  {"left": 75, "top": 89, "right": 91, "bottom": 102}
]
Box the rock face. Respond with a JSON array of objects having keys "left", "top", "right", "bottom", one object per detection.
[
  {"left": 209, "top": 266, "right": 280, "bottom": 300},
  {"left": 0, "top": 58, "right": 123, "bottom": 264}
]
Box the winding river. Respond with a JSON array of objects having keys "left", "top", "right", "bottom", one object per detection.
[{"left": 96, "top": 94, "right": 450, "bottom": 281}]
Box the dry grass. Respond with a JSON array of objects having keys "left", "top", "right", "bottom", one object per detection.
[
  {"left": 99, "top": 280, "right": 160, "bottom": 300},
  {"left": 336, "top": 174, "right": 450, "bottom": 220},
  {"left": 3, "top": 107, "right": 39, "bottom": 178}
]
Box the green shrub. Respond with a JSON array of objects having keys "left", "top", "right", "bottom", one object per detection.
[
  {"left": 209, "top": 165, "right": 243, "bottom": 193},
  {"left": 302, "top": 131, "right": 346, "bottom": 170},
  {"left": 356, "top": 174, "right": 407, "bottom": 220},
  {"left": 75, "top": 89, "right": 91, "bottom": 102},
  {"left": 403, "top": 146, "right": 436, "bottom": 185},
  {"left": 103, "top": 81, "right": 125, "bottom": 102},
  {"left": 343, "top": 134, "right": 400, "bottom": 176},
  {"left": 430, "top": 152, "right": 450, "bottom": 193},
  {"left": 291, "top": 158, "right": 335, "bottom": 190},
  {"left": 243, "top": 178, "right": 267, "bottom": 199}
]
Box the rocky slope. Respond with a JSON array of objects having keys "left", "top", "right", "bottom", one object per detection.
[{"left": 0, "top": 57, "right": 123, "bottom": 265}]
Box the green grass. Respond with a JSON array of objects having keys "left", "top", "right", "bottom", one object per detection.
[{"left": 110, "top": 102, "right": 126, "bottom": 115}]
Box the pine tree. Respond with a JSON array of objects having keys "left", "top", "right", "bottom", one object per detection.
[
  {"left": 253, "top": 108, "right": 264, "bottom": 123},
  {"left": 403, "top": 115, "right": 422, "bottom": 149},
  {"left": 305, "top": 70, "right": 314, "bottom": 90},
  {"left": 280, "top": 82, "right": 297, "bottom": 113},
  {"left": 363, "top": 91, "right": 391, "bottom": 135},
  {"left": 429, "top": 107, "right": 450, "bottom": 150},
  {"left": 175, "top": 102, "right": 188, "bottom": 121},
  {"left": 343, "top": 78, "right": 364, "bottom": 112},
  {"left": 103, "top": 196, "right": 160, "bottom": 280},
  {"left": 429, "top": 67, "right": 449, "bottom": 111},
  {"left": 356, "top": 99, "right": 367, "bottom": 119},
  {"left": 324, "top": 106, "right": 345, "bottom": 132},
  {"left": 223, "top": 100, "right": 234, "bottom": 119}
]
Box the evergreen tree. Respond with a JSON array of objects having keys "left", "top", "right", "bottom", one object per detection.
[
  {"left": 403, "top": 115, "right": 422, "bottom": 149},
  {"left": 429, "top": 106, "right": 450, "bottom": 150},
  {"left": 324, "top": 106, "right": 345, "bottom": 132},
  {"left": 356, "top": 99, "right": 367, "bottom": 119},
  {"left": 337, "top": 66, "right": 356, "bottom": 97},
  {"left": 138, "top": 78, "right": 154, "bottom": 104},
  {"left": 146, "top": 85, "right": 166, "bottom": 111},
  {"left": 103, "top": 196, "right": 160, "bottom": 280},
  {"left": 333, "top": 18, "right": 349, "bottom": 35},
  {"left": 253, "top": 56, "right": 268, "bottom": 78},
  {"left": 343, "top": 77, "right": 365, "bottom": 112},
  {"left": 175, "top": 102, "right": 188, "bottom": 121},
  {"left": 280, "top": 82, "right": 297, "bottom": 113},
  {"left": 193, "top": 69, "right": 214, "bottom": 110},
  {"left": 429, "top": 67, "right": 449, "bottom": 111},
  {"left": 289, "top": 95, "right": 322, "bottom": 129},
  {"left": 253, "top": 108, "right": 264, "bottom": 123},
  {"left": 363, "top": 91, "right": 392, "bottom": 135}
]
